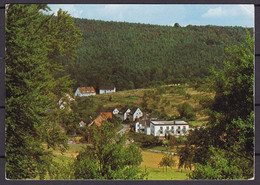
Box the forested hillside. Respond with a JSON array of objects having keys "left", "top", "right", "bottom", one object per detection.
[{"left": 66, "top": 18, "right": 252, "bottom": 90}]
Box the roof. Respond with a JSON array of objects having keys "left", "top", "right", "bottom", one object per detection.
[
  {"left": 151, "top": 120, "right": 189, "bottom": 126},
  {"left": 139, "top": 114, "right": 157, "bottom": 121},
  {"left": 139, "top": 120, "right": 151, "bottom": 127},
  {"left": 79, "top": 121, "right": 86, "bottom": 127},
  {"left": 130, "top": 107, "right": 140, "bottom": 114},
  {"left": 94, "top": 112, "right": 113, "bottom": 127},
  {"left": 99, "top": 86, "right": 115, "bottom": 90},
  {"left": 175, "top": 120, "right": 188, "bottom": 124},
  {"left": 119, "top": 108, "right": 130, "bottom": 114},
  {"left": 78, "top": 87, "right": 96, "bottom": 94}
]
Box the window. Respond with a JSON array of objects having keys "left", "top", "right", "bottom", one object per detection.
[
  {"left": 160, "top": 126, "right": 163, "bottom": 130},
  {"left": 166, "top": 126, "right": 169, "bottom": 130}
]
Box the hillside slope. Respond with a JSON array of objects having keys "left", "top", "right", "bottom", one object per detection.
[{"left": 67, "top": 18, "right": 252, "bottom": 90}]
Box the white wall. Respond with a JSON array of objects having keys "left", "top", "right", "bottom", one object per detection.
[
  {"left": 151, "top": 124, "right": 189, "bottom": 136},
  {"left": 146, "top": 127, "right": 151, "bottom": 135},
  {"left": 132, "top": 108, "right": 143, "bottom": 121},
  {"left": 112, "top": 109, "right": 119, "bottom": 115},
  {"left": 99, "top": 88, "right": 116, "bottom": 94}
]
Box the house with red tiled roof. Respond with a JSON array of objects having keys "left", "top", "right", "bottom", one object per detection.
[
  {"left": 75, "top": 87, "right": 96, "bottom": 97},
  {"left": 93, "top": 112, "right": 113, "bottom": 127}
]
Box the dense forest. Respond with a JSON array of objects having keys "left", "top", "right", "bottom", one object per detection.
[{"left": 66, "top": 18, "right": 253, "bottom": 90}]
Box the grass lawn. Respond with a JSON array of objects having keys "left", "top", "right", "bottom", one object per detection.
[
  {"left": 50, "top": 143, "right": 90, "bottom": 158},
  {"left": 189, "top": 120, "right": 208, "bottom": 127},
  {"left": 140, "top": 150, "right": 190, "bottom": 180},
  {"left": 141, "top": 167, "right": 190, "bottom": 180}
]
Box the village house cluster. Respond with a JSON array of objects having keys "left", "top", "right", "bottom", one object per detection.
[
  {"left": 58, "top": 86, "right": 190, "bottom": 138},
  {"left": 90, "top": 106, "right": 190, "bottom": 138}
]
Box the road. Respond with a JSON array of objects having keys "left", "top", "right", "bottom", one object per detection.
[{"left": 117, "top": 124, "right": 130, "bottom": 135}]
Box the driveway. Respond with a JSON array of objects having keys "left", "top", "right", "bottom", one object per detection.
[{"left": 117, "top": 124, "right": 130, "bottom": 135}]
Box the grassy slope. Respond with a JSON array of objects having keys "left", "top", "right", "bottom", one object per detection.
[{"left": 91, "top": 84, "right": 213, "bottom": 125}]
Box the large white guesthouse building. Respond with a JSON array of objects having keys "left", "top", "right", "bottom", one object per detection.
[
  {"left": 135, "top": 118, "right": 189, "bottom": 137},
  {"left": 150, "top": 120, "right": 189, "bottom": 136}
]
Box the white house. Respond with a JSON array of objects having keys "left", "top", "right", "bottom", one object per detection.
[
  {"left": 75, "top": 87, "right": 96, "bottom": 97},
  {"left": 135, "top": 120, "right": 151, "bottom": 135},
  {"left": 150, "top": 120, "right": 189, "bottom": 137},
  {"left": 59, "top": 93, "right": 75, "bottom": 110},
  {"left": 129, "top": 107, "right": 143, "bottom": 121},
  {"left": 135, "top": 114, "right": 157, "bottom": 135},
  {"left": 117, "top": 108, "right": 131, "bottom": 121},
  {"left": 107, "top": 107, "right": 119, "bottom": 115},
  {"left": 99, "top": 86, "right": 116, "bottom": 94}
]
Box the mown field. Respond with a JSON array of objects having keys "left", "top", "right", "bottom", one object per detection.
[{"left": 141, "top": 150, "right": 190, "bottom": 180}]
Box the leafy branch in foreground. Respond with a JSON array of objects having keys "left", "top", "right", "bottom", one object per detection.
[{"left": 74, "top": 121, "right": 146, "bottom": 180}]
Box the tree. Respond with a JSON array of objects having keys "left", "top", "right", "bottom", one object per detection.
[
  {"left": 74, "top": 121, "right": 145, "bottom": 179},
  {"left": 179, "top": 32, "right": 254, "bottom": 179},
  {"left": 174, "top": 23, "right": 181, "bottom": 27},
  {"left": 6, "top": 4, "right": 81, "bottom": 179},
  {"left": 177, "top": 102, "right": 196, "bottom": 120},
  {"left": 159, "top": 155, "right": 176, "bottom": 172},
  {"left": 189, "top": 146, "right": 242, "bottom": 180}
]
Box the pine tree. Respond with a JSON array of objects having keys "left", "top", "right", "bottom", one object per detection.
[{"left": 6, "top": 4, "right": 81, "bottom": 179}]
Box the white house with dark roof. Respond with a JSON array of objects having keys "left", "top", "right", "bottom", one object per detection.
[
  {"left": 99, "top": 86, "right": 116, "bottom": 94},
  {"left": 117, "top": 108, "right": 131, "bottom": 121},
  {"left": 129, "top": 107, "right": 143, "bottom": 121},
  {"left": 108, "top": 107, "right": 119, "bottom": 115},
  {"left": 75, "top": 87, "right": 96, "bottom": 97},
  {"left": 135, "top": 114, "right": 157, "bottom": 135},
  {"left": 150, "top": 120, "right": 189, "bottom": 136}
]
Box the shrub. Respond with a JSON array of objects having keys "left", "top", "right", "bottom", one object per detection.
[
  {"left": 128, "top": 132, "right": 161, "bottom": 148},
  {"left": 177, "top": 102, "right": 196, "bottom": 120}
]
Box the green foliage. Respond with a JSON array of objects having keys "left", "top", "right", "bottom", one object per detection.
[
  {"left": 198, "top": 95, "right": 214, "bottom": 109},
  {"left": 159, "top": 155, "right": 176, "bottom": 172},
  {"left": 128, "top": 132, "right": 161, "bottom": 148},
  {"left": 74, "top": 122, "right": 145, "bottom": 179},
  {"left": 68, "top": 18, "right": 252, "bottom": 90},
  {"left": 5, "top": 4, "right": 81, "bottom": 179},
  {"left": 189, "top": 146, "right": 242, "bottom": 179},
  {"left": 179, "top": 32, "right": 254, "bottom": 179},
  {"left": 177, "top": 102, "right": 196, "bottom": 120}
]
